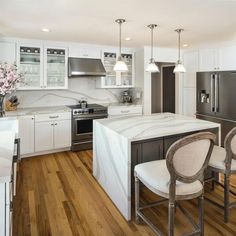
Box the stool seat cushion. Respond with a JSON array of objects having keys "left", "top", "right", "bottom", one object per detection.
[
  {"left": 209, "top": 145, "right": 236, "bottom": 171},
  {"left": 134, "top": 160, "right": 203, "bottom": 199}
]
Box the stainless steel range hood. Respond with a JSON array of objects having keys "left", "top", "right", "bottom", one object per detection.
[{"left": 68, "top": 57, "right": 106, "bottom": 77}]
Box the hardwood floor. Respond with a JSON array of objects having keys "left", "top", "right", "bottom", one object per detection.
[{"left": 13, "top": 150, "right": 236, "bottom": 236}]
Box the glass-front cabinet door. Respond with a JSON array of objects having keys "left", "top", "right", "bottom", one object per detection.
[
  {"left": 103, "top": 52, "right": 117, "bottom": 87},
  {"left": 100, "top": 51, "right": 134, "bottom": 88},
  {"left": 45, "top": 47, "right": 67, "bottom": 89},
  {"left": 17, "top": 45, "right": 43, "bottom": 89},
  {"left": 120, "top": 54, "right": 133, "bottom": 86}
]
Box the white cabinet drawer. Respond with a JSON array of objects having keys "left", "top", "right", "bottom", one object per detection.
[
  {"left": 108, "top": 106, "right": 143, "bottom": 116},
  {"left": 35, "top": 112, "right": 71, "bottom": 122}
]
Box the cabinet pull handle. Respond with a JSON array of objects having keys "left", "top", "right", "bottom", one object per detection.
[
  {"left": 54, "top": 123, "right": 57, "bottom": 125},
  {"left": 121, "top": 110, "right": 130, "bottom": 113},
  {"left": 49, "top": 116, "right": 59, "bottom": 119},
  {"left": 51, "top": 123, "right": 54, "bottom": 126}
]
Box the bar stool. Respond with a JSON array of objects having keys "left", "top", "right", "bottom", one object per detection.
[
  {"left": 207, "top": 127, "right": 236, "bottom": 223},
  {"left": 134, "top": 132, "right": 215, "bottom": 236}
]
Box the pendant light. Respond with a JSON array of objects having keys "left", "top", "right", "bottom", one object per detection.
[
  {"left": 146, "top": 24, "right": 159, "bottom": 73},
  {"left": 173, "top": 29, "right": 186, "bottom": 73},
  {"left": 114, "top": 19, "right": 128, "bottom": 72}
]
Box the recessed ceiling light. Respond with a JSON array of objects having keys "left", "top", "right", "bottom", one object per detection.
[
  {"left": 124, "top": 37, "right": 131, "bottom": 41},
  {"left": 183, "top": 44, "right": 189, "bottom": 47},
  {"left": 41, "top": 28, "right": 51, "bottom": 32}
]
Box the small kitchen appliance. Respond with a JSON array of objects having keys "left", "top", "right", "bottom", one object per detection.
[{"left": 121, "top": 90, "right": 132, "bottom": 104}]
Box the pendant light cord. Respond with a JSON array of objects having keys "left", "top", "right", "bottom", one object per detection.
[
  {"left": 119, "top": 22, "right": 122, "bottom": 56},
  {"left": 151, "top": 26, "right": 153, "bottom": 59},
  {"left": 178, "top": 30, "right": 181, "bottom": 60}
]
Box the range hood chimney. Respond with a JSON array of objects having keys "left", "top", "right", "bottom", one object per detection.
[{"left": 68, "top": 57, "right": 106, "bottom": 77}]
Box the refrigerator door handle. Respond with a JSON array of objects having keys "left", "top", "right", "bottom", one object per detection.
[
  {"left": 211, "top": 74, "right": 215, "bottom": 112},
  {"left": 215, "top": 74, "right": 219, "bottom": 112}
]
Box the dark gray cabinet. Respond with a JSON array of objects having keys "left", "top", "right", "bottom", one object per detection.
[
  {"left": 163, "top": 134, "right": 183, "bottom": 157},
  {"left": 131, "top": 138, "right": 163, "bottom": 187},
  {"left": 131, "top": 128, "right": 219, "bottom": 188}
]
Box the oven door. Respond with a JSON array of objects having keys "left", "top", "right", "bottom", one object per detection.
[{"left": 72, "top": 115, "right": 107, "bottom": 141}]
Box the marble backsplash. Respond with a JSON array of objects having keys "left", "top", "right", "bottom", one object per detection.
[{"left": 13, "top": 77, "right": 142, "bottom": 108}]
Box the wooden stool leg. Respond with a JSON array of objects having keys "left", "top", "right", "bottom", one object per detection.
[
  {"left": 168, "top": 201, "right": 175, "bottom": 236},
  {"left": 198, "top": 194, "right": 204, "bottom": 236},
  {"left": 224, "top": 174, "right": 230, "bottom": 223},
  {"left": 135, "top": 175, "right": 140, "bottom": 224}
]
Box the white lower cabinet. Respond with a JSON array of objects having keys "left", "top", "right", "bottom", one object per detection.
[
  {"left": 35, "top": 121, "right": 54, "bottom": 152},
  {"left": 18, "top": 115, "right": 35, "bottom": 155},
  {"left": 0, "top": 182, "right": 12, "bottom": 236},
  {"left": 35, "top": 113, "right": 71, "bottom": 152},
  {"left": 18, "top": 112, "right": 71, "bottom": 155},
  {"left": 54, "top": 120, "right": 71, "bottom": 149},
  {"left": 108, "top": 105, "right": 143, "bottom": 118}
]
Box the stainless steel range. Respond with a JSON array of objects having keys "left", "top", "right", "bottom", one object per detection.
[{"left": 68, "top": 103, "right": 108, "bottom": 151}]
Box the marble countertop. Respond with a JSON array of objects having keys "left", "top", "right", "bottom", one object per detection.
[
  {"left": 95, "top": 113, "right": 220, "bottom": 142},
  {"left": 5, "top": 105, "right": 71, "bottom": 116},
  {"left": 0, "top": 119, "right": 18, "bottom": 183}
]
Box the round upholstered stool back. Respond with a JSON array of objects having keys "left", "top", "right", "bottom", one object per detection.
[{"left": 166, "top": 132, "right": 215, "bottom": 183}]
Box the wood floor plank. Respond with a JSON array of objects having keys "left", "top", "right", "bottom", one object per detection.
[{"left": 13, "top": 150, "right": 236, "bottom": 236}]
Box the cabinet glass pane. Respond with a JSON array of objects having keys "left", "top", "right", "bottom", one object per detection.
[
  {"left": 103, "top": 52, "right": 117, "bottom": 86},
  {"left": 121, "top": 54, "right": 133, "bottom": 86},
  {"left": 46, "top": 48, "right": 65, "bottom": 87},
  {"left": 19, "top": 46, "right": 41, "bottom": 87}
]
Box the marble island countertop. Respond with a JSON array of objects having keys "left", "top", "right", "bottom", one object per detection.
[
  {"left": 0, "top": 118, "right": 18, "bottom": 183},
  {"left": 5, "top": 105, "right": 71, "bottom": 116},
  {"left": 95, "top": 112, "right": 220, "bottom": 142},
  {"left": 93, "top": 113, "right": 221, "bottom": 220}
]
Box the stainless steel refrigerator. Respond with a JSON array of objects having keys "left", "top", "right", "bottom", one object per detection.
[{"left": 196, "top": 71, "right": 236, "bottom": 145}]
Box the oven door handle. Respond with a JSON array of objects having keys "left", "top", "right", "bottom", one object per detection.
[{"left": 74, "top": 115, "right": 107, "bottom": 121}]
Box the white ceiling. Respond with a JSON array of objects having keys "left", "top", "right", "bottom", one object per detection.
[{"left": 1, "top": 0, "right": 236, "bottom": 48}]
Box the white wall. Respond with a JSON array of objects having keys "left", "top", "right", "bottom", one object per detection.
[{"left": 182, "top": 50, "right": 199, "bottom": 117}]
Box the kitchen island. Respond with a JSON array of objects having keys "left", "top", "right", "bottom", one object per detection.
[{"left": 93, "top": 113, "right": 220, "bottom": 220}]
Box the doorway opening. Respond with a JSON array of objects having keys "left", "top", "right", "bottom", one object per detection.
[{"left": 151, "top": 62, "right": 176, "bottom": 114}]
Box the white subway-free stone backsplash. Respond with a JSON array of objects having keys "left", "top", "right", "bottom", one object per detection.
[{"left": 14, "top": 77, "right": 141, "bottom": 108}]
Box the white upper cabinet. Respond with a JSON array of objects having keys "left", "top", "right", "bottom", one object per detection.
[
  {"left": 219, "top": 46, "right": 236, "bottom": 71},
  {"left": 0, "top": 41, "right": 16, "bottom": 63},
  {"left": 44, "top": 47, "right": 68, "bottom": 89},
  {"left": 17, "top": 43, "right": 68, "bottom": 90},
  {"left": 68, "top": 46, "right": 101, "bottom": 59},
  {"left": 198, "top": 46, "right": 236, "bottom": 72},
  {"left": 96, "top": 51, "right": 135, "bottom": 88},
  {"left": 17, "top": 44, "right": 44, "bottom": 89},
  {"left": 199, "top": 48, "right": 219, "bottom": 72}
]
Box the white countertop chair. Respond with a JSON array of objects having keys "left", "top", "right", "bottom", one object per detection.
[
  {"left": 134, "top": 132, "right": 215, "bottom": 236},
  {"left": 206, "top": 127, "right": 236, "bottom": 223}
]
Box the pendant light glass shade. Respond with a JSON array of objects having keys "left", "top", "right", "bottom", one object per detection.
[
  {"left": 146, "top": 24, "right": 159, "bottom": 73},
  {"left": 173, "top": 60, "right": 186, "bottom": 73},
  {"left": 146, "top": 58, "right": 159, "bottom": 73},
  {"left": 174, "top": 29, "right": 186, "bottom": 73},
  {"left": 114, "top": 55, "right": 128, "bottom": 71},
  {"left": 114, "top": 19, "right": 128, "bottom": 72}
]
